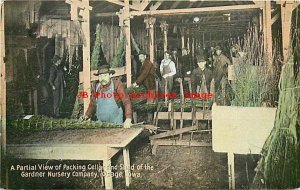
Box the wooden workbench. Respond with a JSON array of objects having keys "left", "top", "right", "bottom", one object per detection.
[{"left": 7, "top": 127, "right": 143, "bottom": 190}]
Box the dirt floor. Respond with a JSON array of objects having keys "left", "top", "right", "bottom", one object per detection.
[{"left": 6, "top": 129, "right": 259, "bottom": 189}]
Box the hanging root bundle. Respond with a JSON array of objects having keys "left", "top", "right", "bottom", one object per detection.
[
  {"left": 111, "top": 32, "right": 125, "bottom": 68},
  {"left": 252, "top": 60, "right": 300, "bottom": 188},
  {"left": 7, "top": 115, "right": 123, "bottom": 134}
]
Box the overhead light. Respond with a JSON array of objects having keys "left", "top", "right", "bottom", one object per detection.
[{"left": 193, "top": 16, "right": 200, "bottom": 23}]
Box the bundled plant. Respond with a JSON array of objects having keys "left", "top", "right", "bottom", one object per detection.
[
  {"left": 252, "top": 59, "right": 300, "bottom": 188},
  {"left": 229, "top": 27, "right": 278, "bottom": 107},
  {"left": 60, "top": 47, "right": 82, "bottom": 117},
  {"left": 111, "top": 32, "right": 125, "bottom": 68},
  {"left": 91, "top": 24, "right": 107, "bottom": 69}
]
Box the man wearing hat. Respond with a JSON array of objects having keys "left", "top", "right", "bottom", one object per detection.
[
  {"left": 48, "top": 55, "right": 66, "bottom": 117},
  {"left": 213, "top": 46, "right": 232, "bottom": 91},
  {"left": 81, "top": 65, "right": 132, "bottom": 128},
  {"left": 191, "top": 55, "right": 213, "bottom": 93},
  {"left": 132, "top": 51, "right": 156, "bottom": 104},
  {"left": 160, "top": 51, "right": 177, "bottom": 93}
]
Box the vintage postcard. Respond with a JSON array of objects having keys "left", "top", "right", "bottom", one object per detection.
[{"left": 0, "top": 0, "right": 299, "bottom": 189}]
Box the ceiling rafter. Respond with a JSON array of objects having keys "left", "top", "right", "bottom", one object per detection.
[
  {"left": 105, "top": 0, "right": 141, "bottom": 10},
  {"left": 131, "top": 4, "right": 263, "bottom": 16}
]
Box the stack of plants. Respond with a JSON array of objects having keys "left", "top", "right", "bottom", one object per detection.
[
  {"left": 252, "top": 59, "right": 300, "bottom": 188},
  {"left": 7, "top": 115, "right": 123, "bottom": 134}
]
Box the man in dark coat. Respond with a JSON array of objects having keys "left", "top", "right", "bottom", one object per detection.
[
  {"left": 191, "top": 55, "right": 213, "bottom": 93},
  {"left": 133, "top": 51, "right": 156, "bottom": 104},
  {"left": 48, "top": 55, "right": 65, "bottom": 117},
  {"left": 213, "top": 46, "right": 232, "bottom": 92}
]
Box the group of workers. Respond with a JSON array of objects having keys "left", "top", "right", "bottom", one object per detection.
[{"left": 48, "top": 43, "right": 241, "bottom": 128}]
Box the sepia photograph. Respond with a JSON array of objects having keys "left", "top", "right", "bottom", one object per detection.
[{"left": 0, "top": 0, "right": 299, "bottom": 189}]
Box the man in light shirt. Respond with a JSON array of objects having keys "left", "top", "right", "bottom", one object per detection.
[{"left": 160, "top": 51, "right": 176, "bottom": 93}]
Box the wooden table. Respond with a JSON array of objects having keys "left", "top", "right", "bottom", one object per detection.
[{"left": 7, "top": 127, "right": 143, "bottom": 190}]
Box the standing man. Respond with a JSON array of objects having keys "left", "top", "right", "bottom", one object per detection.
[
  {"left": 48, "top": 55, "right": 65, "bottom": 117},
  {"left": 81, "top": 65, "right": 132, "bottom": 128},
  {"left": 160, "top": 51, "right": 176, "bottom": 93},
  {"left": 213, "top": 46, "right": 232, "bottom": 92},
  {"left": 133, "top": 51, "right": 156, "bottom": 104},
  {"left": 191, "top": 55, "right": 213, "bottom": 93}
]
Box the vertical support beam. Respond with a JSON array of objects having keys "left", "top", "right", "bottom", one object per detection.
[
  {"left": 123, "top": 147, "right": 132, "bottom": 187},
  {"left": 81, "top": 0, "right": 91, "bottom": 114},
  {"left": 192, "top": 37, "right": 195, "bottom": 57},
  {"left": 228, "top": 152, "right": 235, "bottom": 189},
  {"left": 145, "top": 17, "right": 156, "bottom": 63},
  {"left": 181, "top": 27, "right": 185, "bottom": 50},
  {"left": 160, "top": 21, "right": 168, "bottom": 52},
  {"left": 281, "top": 2, "right": 294, "bottom": 62},
  {"left": 263, "top": 1, "right": 272, "bottom": 61},
  {"left": 259, "top": 11, "right": 263, "bottom": 33},
  {"left": 187, "top": 32, "right": 190, "bottom": 53},
  {"left": 0, "top": 2, "right": 7, "bottom": 187},
  {"left": 103, "top": 159, "right": 113, "bottom": 190},
  {"left": 124, "top": 0, "right": 132, "bottom": 87}
]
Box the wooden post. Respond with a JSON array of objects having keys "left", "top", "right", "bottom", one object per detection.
[
  {"left": 103, "top": 159, "right": 113, "bottom": 190},
  {"left": 160, "top": 20, "right": 168, "bottom": 52},
  {"left": 187, "top": 34, "right": 190, "bottom": 53},
  {"left": 67, "top": 0, "right": 92, "bottom": 113},
  {"left": 0, "top": 2, "right": 7, "bottom": 187},
  {"left": 281, "top": 2, "right": 294, "bottom": 62},
  {"left": 181, "top": 27, "right": 185, "bottom": 50},
  {"left": 124, "top": 0, "right": 132, "bottom": 87},
  {"left": 263, "top": 1, "right": 272, "bottom": 61},
  {"left": 123, "top": 147, "right": 132, "bottom": 187},
  {"left": 192, "top": 37, "right": 195, "bottom": 57},
  {"left": 144, "top": 17, "right": 156, "bottom": 63},
  {"left": 227, "top": 152, "right": 235, "bottom": 189},
  {"left": 82, "top": 3, "right": 91, "bottom": 114}
]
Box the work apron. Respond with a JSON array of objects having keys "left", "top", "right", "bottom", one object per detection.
[
  {"left": 96, "top": 80, "right": 123, "bottom": 125},
  {"left": 162, "top": 60, "right": 173, "bottom": 93}
]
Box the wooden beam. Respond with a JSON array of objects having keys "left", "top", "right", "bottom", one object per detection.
[
  {"left": 138, "top": 0, "right": 151, "bottom": 11},
  {"left": 156, "top": 111, "right": 212, "bottom": 120},
  {"left": 80, "top": 0, "right": 91, "bottom": 113},
  {"left": 145, "top": 17, "right": 156, "bottom": 63},
  {"left": 105, "top": 0, "right": 141, "bottom": 11},
  {"left": 123, "top": 147, "right": 131, "bottom": 186},
  {"left": 94, "top": 12, "right": 118, "bottom": 17},
  {"left": 149, "top": 1, "right": 162, "bottom": 11},
  {"left": 151, "top": 139, "right": 212, "bottom": 147},
  {"left": 160, "top": 21, "right": 168, "bottom": 52},
  {"left": 271, "top": 12, "right": 280, "bottom": 25},
  {"left": 263, "top": 1, "right": 272, "bottom": 61},
  {"left": 149, "top": 125, "right": 198, "bottom": 140},
  {"left": 0, "top": 0, "right": 7, "bottom": 162},
  {"left": 7, "top": 144, "right": 108, "bottom": 160},
  {"left": 228, "top": 152, "right": 235, "bottom": 189},
  {"left": 124, "top": 0, "right": 132, "bottom": 87},
  {"left": 281, "top": 2, "right": 295, "bottom": 62},
  {"left": 131, "top": 4, "right": 263, "bottom": 16}
]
